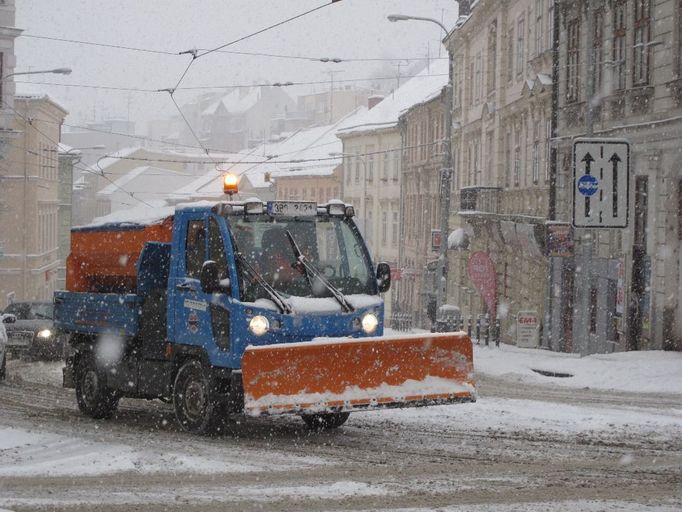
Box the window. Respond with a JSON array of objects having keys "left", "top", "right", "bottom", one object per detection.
[
  {"left": 633, "top": 0, "right": 651, "bottom": 86},
  {"left": 547, "top": 0, "right": 554, "bottom": 51},
  {"left": 505, "top": 130, "right": 512, "bottom": 187},
  {"left": 589, "top": 285, "right": 598, "bottom": 334},
  {"left": 613, "top": 1, "right": 627, "bottom": 91},
  {"left": 367, "top": 145, "right": 375, "bottom": 182},
  {"left": 535, "top": 0, "right": 543, "bottom": 56},
  {"left": 475, "top": 52, "right": 482, "bottom": 103},
  {"left": 545, "top": 118, "right": 551, "bottom": 182},
  {"left": 366, "top": 209, "right": 373, "bottom": 245},
  {"left": 392, "top": 150, "right": 400, "bottom": 181},
  {"left": 473, "top": 140, "right": 480, "bottom": 185},
  {"left": 208, "top": 218, "right": 229, "bottom": 280},
  {"left": 513, "top": 131, "right": 521, "bottom": 186},
  {"left": 507, "top": 28, "right": 514, "bottom": 82},
  {"left": 678, "top": 0, "right": 682, "bottom": 75},
  {"left": 487, "top": 22, "right": 497, "bottom": 93},
  {"left": 0, "top": 52, "right": 3, "bottom": 105},
  {"left": 381, "top": 211, "right": 387, "bottom": 245},
  {"left": 345, "top": 155, "right": 351, "bottom": 186},
  {"left": 517, "top": 17, "right": 525, "bottom": 78},
  {"left": 392, "top": 211, "right": 398, "bottom": 248},
  {"left": 382, "top": 152, "right": 389, "bottom": 180},
  {"left": 185, "top": 220, "right": 206, "bottom": 278},
  {"left": 566, "top": 18, "right": 580, "bottom": 102},
  {"left": 594, "top": 9, "right": 604, "bottom": 93},
  {"left": 532, "top": 121, "right": 540, "bottom": 183},
  {"left": 354, "top": 154, "right": 360, "bottom": 183}
]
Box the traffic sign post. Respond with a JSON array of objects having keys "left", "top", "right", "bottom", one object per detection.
[{"left": 573, "top": 138, "right": 630, "bottom": 228}]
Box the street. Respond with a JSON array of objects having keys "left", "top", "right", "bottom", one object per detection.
[{"left": 1, "top": 350, "right": 681, "bottom": 512}]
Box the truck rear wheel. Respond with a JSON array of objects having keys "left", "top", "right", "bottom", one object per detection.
[
  {"left": 173, "top": 360, "right": 223, "bottom": 435},
  {"left": 301, "top": 412, "right": 350, "bottom": 430},
  {"left": 75, "top": 355, "right": 119, "bottom": 419}
]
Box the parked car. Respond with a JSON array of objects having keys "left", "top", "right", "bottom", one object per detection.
[
  {"left": 1, "top": 302, "right": 64, "bottom": 360},
  {"left": 0, "top": 315, "right": 7, "bottom": 380}
]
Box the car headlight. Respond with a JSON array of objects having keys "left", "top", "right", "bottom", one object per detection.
[
  {"left": 361, "top": 313, "right": 378, "bottom": 335},
  {"left": 248, "top": 315, "right": 270, "bottom": 337},
  {"left": 37, "top": 329, "right": 53, "bottom": 339}
]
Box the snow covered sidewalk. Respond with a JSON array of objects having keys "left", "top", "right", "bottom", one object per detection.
[{"left": 472, "top": 342, "right": 682, "bottom": 394}]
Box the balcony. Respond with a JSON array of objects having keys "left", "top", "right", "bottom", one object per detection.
[{"left": 459, "top": 186, "right": 501, "bottom": 214}]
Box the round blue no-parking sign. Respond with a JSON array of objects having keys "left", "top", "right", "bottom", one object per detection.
[{"left": 577, "top": 174, "right": 599, "bottom": 196}]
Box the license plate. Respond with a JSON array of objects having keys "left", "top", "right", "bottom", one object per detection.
[
  {"left": 267, "top": 201, "right": 317, "bottom": 217},
  {"left": 8, "top": 332, "right": 32, "bottom": 347}
]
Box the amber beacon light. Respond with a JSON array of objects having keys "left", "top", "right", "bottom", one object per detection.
[{"left": 223, "top": 173, "right": 239, "bottom": 196}]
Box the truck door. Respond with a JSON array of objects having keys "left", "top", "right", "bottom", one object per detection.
[{"left": 171, "top": 216, "right": 214, "bottom": 350}]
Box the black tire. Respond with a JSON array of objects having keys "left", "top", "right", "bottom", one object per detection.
[
  {"left": 301, "top": 412, "right": 350, "bottom": 430},
  {"left": 0, "top": 353, "right": 6, "bottom": 381},
  {"left": 173, "top": 360, "right": 224, "bottom": 435},
  {"left": 75, "top": 355, "right": 119, "bottom": 419}
]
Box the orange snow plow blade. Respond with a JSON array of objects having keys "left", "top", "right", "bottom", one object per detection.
[{"left": 241, "top": 332, "right": 476, "bottom": 416}]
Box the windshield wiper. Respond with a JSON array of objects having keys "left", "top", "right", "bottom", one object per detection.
[
  {"left": 285, "top": 230, "right": 354, "bottom": 313},
  {"left": 235, "top": 252, "right": 292, "bottom": 315}
]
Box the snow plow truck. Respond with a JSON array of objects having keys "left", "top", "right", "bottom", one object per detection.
[{"left": 56, "top": 187, "right": 475, "bottom": 433}]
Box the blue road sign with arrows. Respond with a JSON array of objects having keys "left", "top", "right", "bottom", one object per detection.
[{"left": 573, "top": 138, "right": 630, "bottom": 228}]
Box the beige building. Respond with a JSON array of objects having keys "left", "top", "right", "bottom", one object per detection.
[
  {"left": 444, "top": 0, "right": 554, "bottom": 343},
  {"left": 550, "top": 0, "right": 682, "bottom": 353},
  {"left": 397, "top": 91, "right": 448, "bottom": 328},
  {"left": 0, "top": 94, "right": 67, "bottom": 304},
  {"left": 337, "top": 64, "right": 449, "bottom": 320}
]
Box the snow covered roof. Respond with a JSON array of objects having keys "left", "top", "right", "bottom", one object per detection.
[
  {"left": 336, "top": 60, "right": 449, "bottom": 137},
  {"left": 170, "top": 108, "right": 367, "bottom": 200},
  {"left": 96, "top": 147, "right": 144, "bottom": 171},
  {"left": 202, "top": 88, "right": 263, "bottom": 116}
]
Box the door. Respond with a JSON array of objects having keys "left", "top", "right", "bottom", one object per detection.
[
  {"left": 628, "top": 176, "right": 648, "bottom": 350},
  {"left": 171, "top": 217, "right": 214, "bottom": 349}
]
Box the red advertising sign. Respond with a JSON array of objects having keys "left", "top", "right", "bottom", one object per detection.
[{"left": 467, "top": 251, "right": 497, "bottom": 320}]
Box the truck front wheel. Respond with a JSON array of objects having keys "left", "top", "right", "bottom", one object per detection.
[
  {"left": 173, "top": 360, "right": 222, "bottom": 435},
  {"left": 75, "top": 356, "right": 119, "bottom": 419}
]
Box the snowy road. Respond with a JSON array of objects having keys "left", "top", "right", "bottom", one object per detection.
[{"left": 0, "top": 349, "right": 681, "bottom": 511}]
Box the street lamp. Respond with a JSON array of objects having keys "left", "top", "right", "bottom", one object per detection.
[
  {"left": 387, "top": 14, "right": 454, "bottom": 314},
  {"left": 329, "top": 151, "right": 370, "bottom": 238},
  {"left": 1, "top": 67, "right": 72, "bottom": 81}
]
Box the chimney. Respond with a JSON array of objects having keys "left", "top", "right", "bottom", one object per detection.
[
  {"left": 458, "top": 0, "right": 471, "bottom": 16},
  {"left": 368, "top": 95, "right": 385, "bottom": 110}
]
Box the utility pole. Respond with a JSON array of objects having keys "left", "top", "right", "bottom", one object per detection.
[{"left": 575, "top": 0, "right": 596, "bottom": 356}]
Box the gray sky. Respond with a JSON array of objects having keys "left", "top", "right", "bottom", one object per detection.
[{"left": 15, "top": 0, "right": 458, "bottom": 133}]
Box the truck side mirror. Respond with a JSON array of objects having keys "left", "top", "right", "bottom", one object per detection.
[
  {"left": 200, "top": 260, "right": 228, "bottom": 294},
  {"left": 376, "top": 262, "right": 391, "bottom": 293},
  {"left": 2, "top": 314, "right": 16, "bottom": 324}
]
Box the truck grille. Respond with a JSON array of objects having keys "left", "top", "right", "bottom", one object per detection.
[{"left": 7, "top": 331, "right": 34, "bottom": 348}]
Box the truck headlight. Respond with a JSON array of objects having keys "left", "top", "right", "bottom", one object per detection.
[
  {"left": 249, "top": 315, "right": 270, "bottom": 337},
  {"left": 37, "top": 329, "right": 53, "bottom": 339},
  {"left": 361, "top": 313, "right": 378, "bottom": 334}
]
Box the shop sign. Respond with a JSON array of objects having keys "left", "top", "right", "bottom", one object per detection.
[
  {"left": 546, "top": 223, "right": 574, "bottom": 258},
  {"left": 615, "top": 257, "right": 625, "bottom": 317},
  {"left": 467, "top": 251, "right": 497, "bottom": 320},
  {"left": 517, "top": 310, "right": 540, "bottom": 348},
  {"left": 431, "top": 230, "right": 441, "bottom": 252}
]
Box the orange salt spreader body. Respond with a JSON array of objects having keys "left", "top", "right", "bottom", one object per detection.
[{"left": 65, "top": 216, "right": 174, "bottom": 293}]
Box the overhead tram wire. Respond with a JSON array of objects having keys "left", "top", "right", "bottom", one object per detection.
[
  {"left": 2, "top": 99, "right": 155, "bottom": 208},
  {"left": 19, "top": 72, "right": 449, "bottom": 94},
  {"left": 90, "top": 139, "right": 443, "bottom": 166},
  {"left": 21, "top": 33, "right": 447, "bottom": 63}
]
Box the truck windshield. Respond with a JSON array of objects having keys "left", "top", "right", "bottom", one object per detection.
[{"left": 227, "top": 214, "right": 374, "bottom": 301}]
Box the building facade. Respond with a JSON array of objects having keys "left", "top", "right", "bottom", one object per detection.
[
  {"left": 445, "top": 0, "right": 554, "bottom": 344},
  {"left": 337, "top": 127, "right": 402, "bottom": 318},
  {"left": 550, "top": 0, "right": 682, "bottom": 353},
  {"left": 0, "top": 95, "right": 68, "bottom": 304},
  {"left": 397, "top": 91, "right": 447, "bottom": 328}
]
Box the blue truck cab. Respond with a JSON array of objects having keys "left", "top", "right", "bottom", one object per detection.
[{"left": 57, "top": 200, "right": 392, "bottom": 432}]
